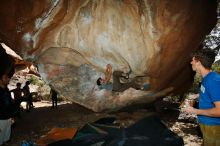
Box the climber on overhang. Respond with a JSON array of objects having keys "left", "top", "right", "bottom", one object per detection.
[{"left": 96, "top": 64, "right": 141, "bottom": 92}]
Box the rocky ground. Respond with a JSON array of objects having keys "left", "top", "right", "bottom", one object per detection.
[{"left": 6, "top": 99, "right": 202, "bottom": 146}]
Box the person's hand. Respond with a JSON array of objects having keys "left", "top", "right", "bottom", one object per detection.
[
  {"left": 188, "top": 93, "right": 199, "bottom": 100},
  {"left": 182, "top": 106, "right": 197, "bottom": 115}
]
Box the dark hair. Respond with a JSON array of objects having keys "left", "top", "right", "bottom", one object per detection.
[
  {"left": 16, "top": 82, "right": 21, "bottom": 87},
  {"left": 96, "top": 77, "right": 102, "bottom": 86},
  {"left": 25, "top": 81, "right": 31, "bottom": 85},
  {"left": 0, "top": 44, "right": 15, "bottom": 78},
  {"left": 193, "top": 49, "right": 216, "bottom": 69}
]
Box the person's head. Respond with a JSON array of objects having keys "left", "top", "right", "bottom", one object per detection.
[
  {"left": 0, "top": 46, "right": 14, "bottom": 87},
  {"left": 0, "top": 74, "right": 10, "bottom": 87},
  {"left": 16, "top": 82, "right": 21, "bottom": 88},
  {"left": 191, "top": 49, "right": 216, "bottom": 72},
  {"left": 0, "top": 44, "right": 15, "bottom": 82},
  {"left": 25, "top": 81, "right": 30, "bottom": 86},
  {"left": 96, "top": 77, "right": 104, "bottom": 86}
]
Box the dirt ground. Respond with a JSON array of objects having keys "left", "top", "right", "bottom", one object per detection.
[{"left": 7, "top": 100, "right": 202, "bottom": 146}]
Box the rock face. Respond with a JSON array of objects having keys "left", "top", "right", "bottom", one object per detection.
[{"left": 0, "top": 0, "right": 217, "bottom": 112}]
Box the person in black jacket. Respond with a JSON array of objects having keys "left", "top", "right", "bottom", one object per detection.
[
  {"left": 0, "top": 44, "right": 15, "bottom": 145},
  {"left": 22, "top": 81, "right": 33, "bottom": 112},
  {"left": 0, "top": 74, "right": 16, "bottom": 145},
  {"left": 10, "top": 82, "right": 23, "bottom": 117},
  {"left": 50, "top": 88, "right": 58, "bottom": 109}
]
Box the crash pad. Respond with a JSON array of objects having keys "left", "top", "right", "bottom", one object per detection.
[
  {"left": 44, "top": 116, "right": 184, "bottom": 146},
  {"left": 71, "top": 115, "right": 184, "bottom": 146},
  {"left": 36, "top": 128, "right": 77, "bottom": 146}
]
